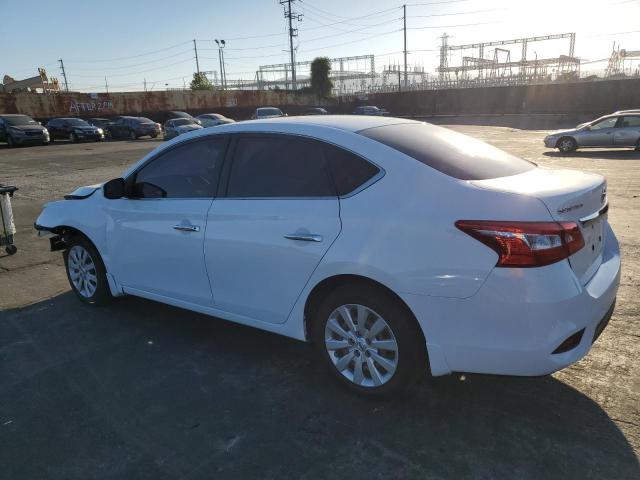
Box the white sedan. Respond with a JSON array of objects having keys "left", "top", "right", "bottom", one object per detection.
[{"left": 35, "top": 116, "right": 620, "bottom": 395}]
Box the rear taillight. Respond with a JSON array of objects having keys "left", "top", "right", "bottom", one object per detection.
[{"left": 455, "top": 220, "right": 584, "bottom": 267}]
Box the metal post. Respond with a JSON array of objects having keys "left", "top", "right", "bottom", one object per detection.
[
  {"left": 288, "top": 0, "right": 296, "bottom": 90},
  {"left": 104, "top": 77, "right": 108, "bottom": 93},
  {"left": 221, "top": 47, "right": 227, "bottom": 89},
  {"left": 403, "top": 4, "right": 407, "bottom": 88},
  {"left": 59, "top": 58, "right": 69, "bottom": 92},
  {"left": 193, "top": 39, "right": 200, "bottom": 74}
]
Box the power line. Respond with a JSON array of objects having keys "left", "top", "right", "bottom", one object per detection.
[
  {"left": 66, "top": 49, "right": 194, "bottom": 71},
  {"left": 65, "top": 41, "right": 192, "bottom": 63},
  {"left": 70, "top": 57, "right": 195, "bottom": 78},
  {"left": 408, "top": 20, "right": 498, "bottom": 29}
]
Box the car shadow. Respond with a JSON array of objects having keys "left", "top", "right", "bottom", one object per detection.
[
  {"left": 2, "top": 293, "right": 638, "bottom": 479},
  {"left": 544, "top": 149, "right": 640, "bottom": 160}
]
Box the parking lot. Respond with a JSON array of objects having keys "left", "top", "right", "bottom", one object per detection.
[{"left": 1, "top": 126, "right": 639, "bottom": 479}]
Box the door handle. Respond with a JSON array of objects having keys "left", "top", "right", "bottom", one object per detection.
[
  {"left": 284, "top": 233, "right": 323, "bottom": 242},
  {"left": 173, "top": 224, "right": 200, "bottom": 232}
]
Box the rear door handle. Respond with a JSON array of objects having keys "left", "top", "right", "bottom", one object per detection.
[
  {"left": 284, "top": 233, "right": 323, "bottom": 242},
  {"left": 173, "top": 224, "right": 200, "bottom": 232}
]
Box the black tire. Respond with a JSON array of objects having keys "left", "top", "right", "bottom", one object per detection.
[
  {"left": 7, "top": 135, "right": 15, "bottom": 147},
  {"left": 63, "top": 235, "right": 112, "bottom": 305},
  {"left": 5, "top": 245, "right": 17, "bottom": 255},
  {"left": 635, "top": 139, "right": 640, "bottom": 152},
  {"left": 557, "top": 136, "right": 577, "bottom": 153},
  {"left": 311, "top": 283, "right": 426, "bottom": 396},
  {"left": 129, "top": 130, "right": 137, "bottom": 140},
  {"left": 70, "top": 132, "right": 78, "bottom": 143}
]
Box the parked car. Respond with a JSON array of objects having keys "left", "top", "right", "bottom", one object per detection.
[
  {"left": 545, "top": 112, "right": 640, "bottom": 152},
  {"left": 353, "top": 106, "right": 388, "bottom": 116},
  {"left": 163, "top": 118, "right": 203, "bottom": 140},
  {"left": 109, "top": 116, "right": 161, "bottom": 140},
  {"left": 86, "top": 118, "right": 116, "bottom": 138},
  {"left": 35, "top": 116, "right": 619, "bottom": 396},
  {"left": 306, "top": 108, "right": 329, "bottom": 115},
  {"left": 251, "top": 107, "right": 285, "bottom": 119},
  {"left": 0, "top": 114, "right": 49, "bottom": 146},
  {"left": 196, "top": 113, "right": 235, "bottom": 127},
  {"left": 46, "top": 118, "right": 104, "bottom": 143}
]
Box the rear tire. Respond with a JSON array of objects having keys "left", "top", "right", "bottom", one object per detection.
[
  {"left": 129, "top": 131, "right": 137, "bottom": 140},
  {"left": 5, "top": 245, "right": 17, "bottom": 255},
  {"left": 635, "top": 139, "right": 640, "bottom": 152},
  {"left": 557, "top": 136, "right": 577, "bottom": 153},
  {"left": 311, "top": 283, "right": 426, "bottom": 396},
  {"left": 63, "top": 235, "right": 112, "bottom": 305},
  {"left": 7, "top": 135, "right": 15, "bottom": 147}
]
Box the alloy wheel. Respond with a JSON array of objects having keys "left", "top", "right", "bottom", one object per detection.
[
  {"left": 324, "top": 304, "right": 399, "bottom": 387},
  {"left": 67, "top": 245, "right": 98, "bottom": 298}
]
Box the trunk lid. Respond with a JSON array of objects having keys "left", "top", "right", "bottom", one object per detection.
[{"left": 472, "top": 168, "right": 608, "bottom": 284}]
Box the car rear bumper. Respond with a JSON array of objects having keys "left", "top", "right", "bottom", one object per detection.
[{"left": 401, "top": 222, "right": 621, "bottom": 377}]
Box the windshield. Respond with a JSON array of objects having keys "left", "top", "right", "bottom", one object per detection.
[
  {"left": 172, "top": 118, "right": 196, "bottom": 126},
  {"left": 66, "top": 118, "right": 90, "bottom": 126},
  {"left": 360, "top": 122, "right": 535, "bottom": 180},
  {"left": 258, "top": 108, "right": 282, "bottom": 116},
  {"left": 4, "top": 115, "right": 37, "bottom": 126}
]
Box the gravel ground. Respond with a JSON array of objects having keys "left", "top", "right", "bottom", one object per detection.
[{"left": 0, "top": 128, "right": 638, "bottom": 479}]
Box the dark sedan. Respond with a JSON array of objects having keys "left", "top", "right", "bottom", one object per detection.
[
  {"left": 46, "top": 118, "right": 104, "bottom": 143},
  {"left": 0, "top": 114, "right": 50, "bottom": 147},
  {"left": 86, "top": 118, "right": 116, "bottom": 138},
  {"left": 109, "top": 116, "right": 161, "bottom": 140}
]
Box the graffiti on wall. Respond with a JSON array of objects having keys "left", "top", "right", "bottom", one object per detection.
[{"left": 69, "top": 99, "right": 114, "bottom": 114}]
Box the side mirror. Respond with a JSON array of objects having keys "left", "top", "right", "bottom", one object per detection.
[{"left": 103, "top": 178, "right": 125, "bottom": 199}]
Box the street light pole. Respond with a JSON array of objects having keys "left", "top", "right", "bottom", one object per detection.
[{"left": 215, "top": 39, "right": 227, "bottom": 90}]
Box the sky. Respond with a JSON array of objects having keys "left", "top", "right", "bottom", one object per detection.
[{"left": 1, "top": 0, "right": 639, "bottom": 92}]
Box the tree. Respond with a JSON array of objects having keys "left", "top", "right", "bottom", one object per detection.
[
  {"left": 310, "top": 57, "right": 333, "bottom": 99},
  {"left": 190, "top": 72, "right": 213, "bottom": 91}
]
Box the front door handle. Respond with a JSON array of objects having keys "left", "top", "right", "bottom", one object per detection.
[
  {"left": 173, "top": 224, "right": 200, "bottom": 232},
  {"left": 284, "top": 233, "right": 323, "bottom": 242}
]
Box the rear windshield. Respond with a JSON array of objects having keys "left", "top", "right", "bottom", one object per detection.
[
  {"left": 359, "top": 123, "right": 535, "bottom": 180},
  {"left": 258, "top": 108, "right": 282, "bottom": 116},
  {"left": 172, "top": 118, "right": 196, "bottom": 126},
  {"left": 137, "top": 117, "right": 155, "bottom": 124}
]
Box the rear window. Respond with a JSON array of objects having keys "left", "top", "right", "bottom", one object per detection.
[{"left": 359, "top": 123, "right": 535, "bottom": 180}]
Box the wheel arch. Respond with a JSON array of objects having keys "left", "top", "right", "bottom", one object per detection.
[
  {"left": 555, "top": 135, "right": 577, "bottom": 148},
  {"left": 303, "top": 274, "right": 427, "bottom": 344}
]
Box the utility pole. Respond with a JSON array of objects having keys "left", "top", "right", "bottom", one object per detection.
[
  {"left": 58, "top": 58, "right": 69, "bottom": 92},
  {"left": 280, "top": 0, "right": 302, "bottom": 91},
  {"left": 144, "top": 78, "right": 147, "bottom": 92},
  {"left": 403, "top": 4, "right": 408, "bottom": 89},
  {"left": 104, "top": 77, "right": 108, "bottom": 93},
  {"left": 193, "top": 39, "right": 200, "bottom": 74}
]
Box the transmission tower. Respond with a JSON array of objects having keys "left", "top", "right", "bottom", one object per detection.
[{"left": 280, "top": 0, "right": 302, "bottom": 90}]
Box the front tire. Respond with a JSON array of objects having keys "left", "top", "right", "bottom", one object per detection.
[
  {"left": 557, "top": 136, "right": 577, "bottom": 153},
  {"left": 63, "top": 236, "right": 112, "bottom": 305},
  {"left": 312, "top": 284, "right": 426, "bottom": 396},
  {"left": 129, "top": 131, "right": 137, "bottom": 140},
  {"left": 70, "top": 132, "right": 78, "bottom": 143},
  {"left": 7, "top": 135, "right": 15, "bottom": 147}
]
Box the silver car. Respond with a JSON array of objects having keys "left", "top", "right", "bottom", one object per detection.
[
  {"left": 251, "top": 107, "right": 285, "bottom": 120},
  {"left": 544, "top": 112, "right": 640, "bottom": 152},
  {"left": 163, "top": 118, "right": 203, "bottom": 141}
]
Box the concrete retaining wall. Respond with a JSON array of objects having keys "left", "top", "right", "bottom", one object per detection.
[{"left": 0, "top": 78, "right": 638, "bottom": 123}]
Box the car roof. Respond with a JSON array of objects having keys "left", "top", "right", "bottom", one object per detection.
[
  {"left": 236, "top": 115, "right": 415, "bottom": 132},
  {"left": 54, "top": 117, "right": 86, "bottom": 120},
  {"left": 0, "top": 114, "right": 33, "bottom": 117}
]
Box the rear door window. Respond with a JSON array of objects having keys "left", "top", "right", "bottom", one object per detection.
[
  {"left": 621, "top": 116, "right": 640, "bottom": 127},
  {"left": 226, "top": 134, "right": 334, "bottom": 198},
  {"left": 359, "top": 122, "right": 535, "bottom": 180},
  {"left": 324, "top": 144, "right": 380, "bottom": 196}
]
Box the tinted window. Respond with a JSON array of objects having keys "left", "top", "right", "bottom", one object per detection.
[
  {"left": 621, "top": 116, "right": 640, "bottom": 127},
  {"left": 227, "top": 135, "right": 334, "bottom": 197},
  {"left": 65, "top": 118, "right": 88, "bottom": 126},
  {"left": 325, "top": 144, "right": 379, "bottom": 196},
  {"left": 134, "top": 138, "right": 226, "bottom": 198},
  {"left": 47, "top": 119, "right": 60, "bottom": 127},
  {"left": 137, "top": 117, "right": 154, "bottom": 124},
  {"left": 258, "top": 108, "right": 283, "bottom": 116},
  {"left": 360, "top": 122, "right": 535, "bottom": 180}
]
